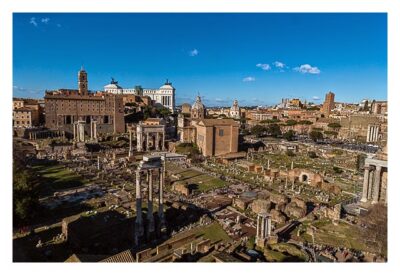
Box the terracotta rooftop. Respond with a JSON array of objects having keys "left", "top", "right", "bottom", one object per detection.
[
  {"left": 198, "top": 118, "right": 239, "bottom": 126},
  {"left": 100, "top": 250, "right": 135, "bottom": 263}
]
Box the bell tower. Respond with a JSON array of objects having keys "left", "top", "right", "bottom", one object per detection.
[{"left": 78, "top": 66, "right": 88, "bottom": 95}]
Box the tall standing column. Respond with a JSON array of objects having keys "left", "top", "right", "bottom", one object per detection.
[
  {"left": 137, "top": 131, "right": 143, "bottom": 152},
  {"left": 146, "top": 133, "right": 150, "bottom": 151},
  {"left": 93, "top": 121, "right": 97, "bottom": 141},
  {"left": 266, "top": 216, "right": 271, "bottom": 237},
  {"left": 261, "top": 216, "right": 265, "bottom": 239},
  {"left": 367, "top": 125, "right": 372, "bottom": 142},
  {"left": 129, "top": 130, "right": 133, "bottom": 157},
  {"left": 162, "top": 133, "right": 165, "bottom": 151},
  {"left": 90, "top": 121, "right": 93, "bottom": 140},
  {"left": 372, "top": 165, "right": 382, "bottom": 204},
  {"left": 73, "top": 123, "right": 76, "bottom": 141},
  {"left": 147, "top": 170, "right": 155, "bottom": 235},
  {"left": 135, "top": 170, "right": 144, "bottom": 245},
  {"left": 155, "top": 132, "right": 160, "bottom": 151},
  {"left": 158, "top": 167, "right": 165, "bottom": 229},
  {"left": 368, "top": 170, "right": 374, "bottom": 200},
  {"left": 361, "top": 166, "right": 370, "bottom": 202},
  {"left": 79, "top": 122, "right": 85, "bottom": 142},
  {"left": 374, "top": 125, "right": 379, "bottom": 142}
]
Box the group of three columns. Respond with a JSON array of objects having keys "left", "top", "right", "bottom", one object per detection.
[{"left": 134, "top": 166, "right": 166, "bottom": 246}]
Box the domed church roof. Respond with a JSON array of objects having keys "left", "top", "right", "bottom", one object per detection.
[{"left": 192, "top": 95, "right": 205, "bottom": 110}]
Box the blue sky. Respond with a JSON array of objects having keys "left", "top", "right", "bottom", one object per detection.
[{"left": 13, "top": 13, "right": 387, "bottom": 106}]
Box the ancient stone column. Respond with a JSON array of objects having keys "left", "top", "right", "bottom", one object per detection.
[
  {"left": 162, "top": 133, "right": 165, "bottom": 151},
  {"left": 93, "top": 121, "right": 97, "bottom": 141},
  {"left": 73, "top": 123, "right": 76, "bottom": 141},
  {"left": 361, "top": 166, "right": 370, "bottom": 202},
  {"left": 372, "top": 165, "right": 382, "bottom": 204},
  {"left": 137, "top": 132, "right": 143, "bottom": 152},
  {"left": 129, "top": 130, "right": 133, "bottom": 157},
  {"left": 368, "top": 170, "right": 374, "bottom": 200},
  {"left": 147, "top": 170, "right": 155, "bottom": 235},
  {"left": 79, "top": 122, "right": 85, "bottom": 142},
  {"left": 158, "top": 167, "right": 165, "bottom": 225},
  {"left": 90, "top": 121, "right": 93, "bottom": 140},
  {"left": 155, "top": 132, "right": 160, "bottom": 151},
  {"left": 146, "top": 133, "right": 150, "bottom": 151},
  {"left": 266, "top": 216, "right": 271, "bottom": 237},
  {"left": 261, "top": 215, "right": 265, "bottom": 238},
  {"left": 135, "top": 170, "right": 144, "bottom": 245},
  {"left": 256, "top": 215, "right": 260, "bottom": 239}
]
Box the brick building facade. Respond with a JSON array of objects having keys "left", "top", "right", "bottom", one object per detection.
[{"left": 44, "top": 68, "right": 125, "bottom": 136}]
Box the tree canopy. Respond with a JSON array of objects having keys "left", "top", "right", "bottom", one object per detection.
[
  {"left": 283, "top": 130, "right": 296, "bottom": 141},
  {"left": 309, "top": 130, "right": 323, "bottom": 142}
]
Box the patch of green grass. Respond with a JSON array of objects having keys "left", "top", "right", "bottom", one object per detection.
[
  {"left": 195, "top": 222, "right": 231, "bottom": 243},
  {"left": 173, "top": 169, "right": 228, "bottom": 192},
  {"left": 299, "top": 220, "right": 374, "bottom": 254},
  {"left": 269, "top": 243, "right": 308, "bottom": 261},
  {"left": 32, "top": 163, "right": 89, "bottom": 196},
  {"left": 264, "top": 249, "right": 287, "bottom": 262}
]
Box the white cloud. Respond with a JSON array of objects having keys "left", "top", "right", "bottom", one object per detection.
[
  {"left": 41, "top": 17, "right": 50, "bottom": 24},
  {"left": 294, "top": 64, "right": 321, "bottom": 74},
  {"left": 243, "top": 76, "right": 256, "bottom": 82},
  {"left": 312, "top": 96, "right": 321, "bottom": 100},
  {"left": 273, "top": 61, "right": 286, "bottom": 68},
  {"left": 256, "top": 63, "right": 271, "bottom": 71},
  {"left": 29, "top": 17, "right": 38, "bottom": 27},
  {"left": 189, "top": 49, "right": 199, "bottom": 56}
]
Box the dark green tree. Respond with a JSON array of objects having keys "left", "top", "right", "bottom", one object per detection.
[
  {"left": 298, "top": 120, "right": 313, "bottom": 125},
  {"left": 283, "top": 130, "right": 296, "bottom": 141},
  {"left": 307, "top": 151, "right": 318, "bottom": 158},
  {"left": 286, "top": 119, "right": 297, "bottom": 126},
  {"left": 327, "top": 122, "right": 342, "bottom": 129},
  {"left": 309, "top": 130, "right": 323, "bottom": 142},
  {"left": 251, "top": 125, "right": 267, "bottom": 137},
  {"left": 266, "top": 123, "right": 282, "bottom": 137}
]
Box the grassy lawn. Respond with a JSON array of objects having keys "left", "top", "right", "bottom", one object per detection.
[
  {"left": 269, "top": 243, "right": 308, "bottom": 261},
  {"left": 32, "top": 163, "right": 89, "bottom": 197},
  {"left": 264, "top": 249, "right": 287, "bottom": 262},
  {"left": 264, "top": 243, "right": 308, "bottom": 262},
  {"left": 299, "top": 220, "right": 372, "bottom": 253},
  {"left": 195, "top": 222, "right": 231, "bottom": 243},
  {"left": 172, "top": 169, "right": 228, "bottom": 192}
]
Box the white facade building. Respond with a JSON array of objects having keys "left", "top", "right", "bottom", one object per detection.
[
  {"left": 104, "top": 79, "right": 176, "bottom": 112},
  {"left": 230, "top": 99, "right": 241, "bottom": 119}
]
